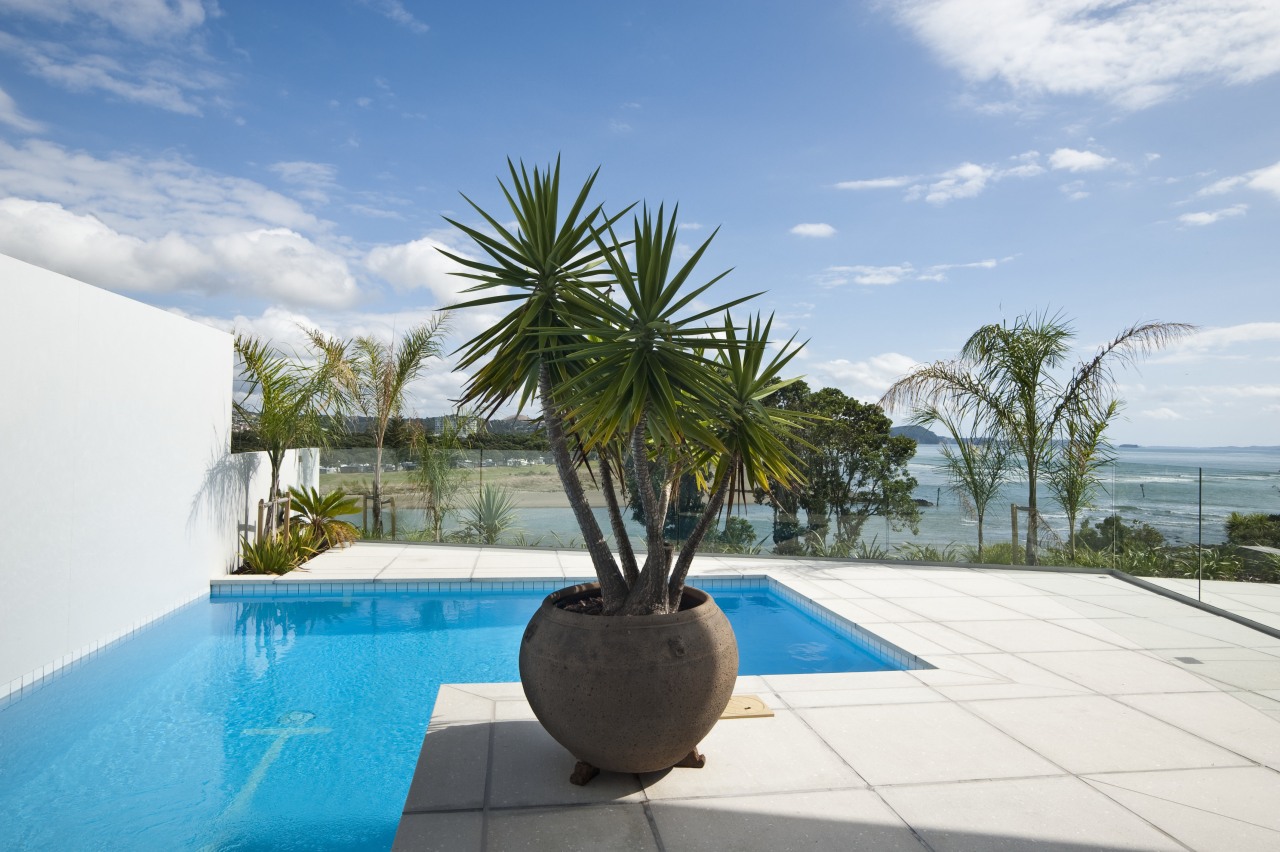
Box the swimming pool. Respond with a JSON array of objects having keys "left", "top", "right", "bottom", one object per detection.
[{"left": 0, "top": 582, "right": 923, "bottom": 850}]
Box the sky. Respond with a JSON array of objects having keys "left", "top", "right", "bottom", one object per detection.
[{"left": 0, "top": 0, "right": 1277, "bottom": 447}]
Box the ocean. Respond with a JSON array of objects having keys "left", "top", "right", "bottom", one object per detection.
[{"left": 373, "top": 445, "right": 1280, "bottom": 556}]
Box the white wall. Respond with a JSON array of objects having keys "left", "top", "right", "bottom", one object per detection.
[{"left": 0, "top": 254, "right": 315, "bottom": 695}]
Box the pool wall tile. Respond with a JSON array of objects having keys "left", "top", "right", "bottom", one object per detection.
[{"left": 1, "top": 589, "right": 209, "bottom": 708}]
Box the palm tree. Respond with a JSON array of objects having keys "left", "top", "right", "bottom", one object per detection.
[
  {"left": 341, "top": 317, "right": 449, "bottom": 536},
  {"left": 914, "top": 405, "right": 1013, "bottom": 562},
  {"left": 881, "top": 312, "right": 1194, "bottom": 564},
  {"left": 233, "top": 331, "right": 348, "bottom": 537},
  {"left": 1047, "top": 398, "right": 1120, "bottom": 560},
  {"left": 444, "top": 160, "right": 808, "bottom": 614}
]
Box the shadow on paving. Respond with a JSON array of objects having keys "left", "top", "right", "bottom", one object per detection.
[{"left": 395, "top": 721, "right": 1192, "bottom": 852}]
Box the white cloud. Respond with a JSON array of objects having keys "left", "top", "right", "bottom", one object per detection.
[
  {"left": 0, "top": 0, "right": 210, "bottom": 40},
  {"left": 356, "top": 96, "right": 373, "bottom": 108},
  {"left": 0, "top": 139, "right": 321, "bottom": 237},
  {"left": 835, "top": 175, "right": 918, "bottom": 190},
  {"left": 365, "top": 233, "right": 479, "bottom": 304},
  {"left": 818, "top": 255, "right": 1009, "bottom": 287},
  {"left": 0, "top": 32, "right": 223, "bottom": 115},
  {"left": 810, "top": 352, "right": 921, "bottom": 400},
  {"left": 1177, "top": 203, "right": 1248, "bottom": 226},
  {"left": 1049, "top": 148, "right": 1116, "bottom": 172},
  {"left": 0, "top": 85, "right": 44, "bottom": 132},
  {"left": 1178, "top": 322, "right": 1280, "bottom": 350},
  {"left": 1190, "top": 159, "right": 1280, "bottom": 203},
  {"left": 358, "top": 0, "right": 430, "bottom": 34},
  {"left": 905, "top": 162, "right": 994, "bottom": 204},
  {"left": 1060, "top": 181, "right": 1090, "bottom": 201},
  {"left": 1141, "top": 407, "right": 1186, "bottom": 421},
  {"left": 790, "top": 222, "right": 837, "bottom": 238},
  {"left": 679, "top": 222, "right": 703, "bottom": 230},
  {"left": 0, "top": 140, "right": 364, "bottom": 307},
  {"left": 892, "top": 0, "right": 1280, "bottom": 109},
  {"left": 0, "top": 198, "right": 359, "bottom": 307},
  {"left": 270, "top": 161, "right": 337, "bottom": 203},
  {"left": 818, "top": 264, "right": 916, "bottom": 287},
  {"left": 851, "top": 152, "right": 1045, "bottom": 205}
]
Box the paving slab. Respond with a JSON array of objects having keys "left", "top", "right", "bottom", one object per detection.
[
  {"left": 880, "top": 775, "right": 1187, "bottom": 852},
  {"left": 488, "top": 804, "right": 659, "bottom": 852},
  {"left": 1084, "top": 766, "right": 1280, "bottom": 852},
  {"left": 799, "top": 702, "right": 1061, "bottom": 785},
  {"left": 639, "top": 709, "right": 865, "bottom": 799},
  {"left": 649, "top": 789, "right": 926, "bottom": 852},
  {"left": 1118, "top": 690, "right": 1280, "bottom": 768},
  {"left": 966, "top": 695, "right": 1250, "bottom": 774}
]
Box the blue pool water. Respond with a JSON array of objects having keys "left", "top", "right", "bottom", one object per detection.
[{"left": 0, "top": 586, "right": 908, "bottom": 851}]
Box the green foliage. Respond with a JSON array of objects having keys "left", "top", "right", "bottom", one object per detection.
[
  {"left": 1225, "top": 512, "right": 1280, "bottom": 548},
  {"left": 234, "top": 331, "right": 350, "bottom": 535},
  {"left": 408, "top": 416, "right": 472, "bottom": 542},
  {"left": 339, "top": 317, "right": 450, "bottom": 536},
  {"left": 458, "top": 484, "right": 520, "bottom": 545},
  {"left": 882, "top": 311, "right": 1193, "bottom": 564},
  {"left": 961, "top": 540, "right": 1024, "bottom": 565},
  {"left": 289, "top": 486, "right": 360, "bottom": 550},
  {"left": 893, "top": 541, "right": 962, "bottom": 563},
  {"left": 1047, "top": 399, "right": 1119, "bottom": 557},
  {"left": 1076, "top": 515, "right": 1166, "bottom": 551},
  {"left": 239, "top": 528, "right": 317, "bottom": 575},
  {"left": 446, "top": 159, "right": 810, "bottom": 614},
  {"left": 755, "top": 382, "right": 920, "bottom": 555}
]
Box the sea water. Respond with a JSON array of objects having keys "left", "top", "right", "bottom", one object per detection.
[{"left": 385, "top": 446, "right": 1280, "bottom": 555}]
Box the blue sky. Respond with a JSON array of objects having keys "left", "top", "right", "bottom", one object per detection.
[{"left": 1, "top": 0, "right": 1277, "bottom": 446}]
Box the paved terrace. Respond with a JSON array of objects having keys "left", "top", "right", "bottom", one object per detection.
[{"left": 239, "top": 543, "right": 1280, "bottom": 851}]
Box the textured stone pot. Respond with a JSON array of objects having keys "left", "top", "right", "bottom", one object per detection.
[{"left": 518, "top": 582, "right": 739, "bottom": 774}]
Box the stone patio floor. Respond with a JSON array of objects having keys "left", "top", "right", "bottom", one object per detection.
[{"left": 279, "top": 543, "right": 1280, "bottom": 851}]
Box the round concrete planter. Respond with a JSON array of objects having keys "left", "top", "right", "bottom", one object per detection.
[{"left": 518, "top": 582, "right": 739, "bottom": 774}]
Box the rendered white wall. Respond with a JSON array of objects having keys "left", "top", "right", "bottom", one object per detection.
[{"left": 0, "top": 254, "right": 315, "bottom": 695}]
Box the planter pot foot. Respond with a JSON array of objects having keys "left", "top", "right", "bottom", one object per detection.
[
  {"left": 570, "top": 761, "right": 600, "bottom": 786},
  {"left": 674, "top": 747, "right": 706, "bottom": 769}
]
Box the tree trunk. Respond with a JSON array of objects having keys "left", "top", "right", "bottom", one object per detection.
[
  {"left": 372, "top": 443, "right": 384, "bottom": 535},
  {"left": 668, "top": 457, "right": 735, "bottom": 610},
  {"left": 539, "top": 363, "right": 628, "bottom": 612},
  {"left": 266, "top": 449, "right": 284, "bottom": 539},
  {"left": 976, "top": 508, "right": 985, "bottom": 562},
  {"left": 620, "top": 419, "right": 672, "bottom": 615},
  {"left": 599, "top": 458, "right": 638, "bottom": 584},
  {"left": 1025, "top": 461, "right": 1039, "bottom": 565}
]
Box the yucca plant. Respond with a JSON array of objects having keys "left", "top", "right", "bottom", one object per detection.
[
  {"left": 459, "top": 484, "right": 520, "bottom": 545},
  {"left": 445, "top": 159, "right": 812, "bottom": 615},
  {"left": 240, "top": 528, "right": 317, "bottom": 575},
  {"left": 289, "top": 486, "right": 360, "bottom": 551}
]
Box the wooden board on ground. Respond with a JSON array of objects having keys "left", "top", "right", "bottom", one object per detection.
[{"left": 720, "top": 694, "right": 773, "bottom": 719}]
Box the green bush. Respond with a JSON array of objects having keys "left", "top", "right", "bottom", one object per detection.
[
  {"left": 240, "top": 529, "right": 317, "bottom": 575},
  {"left": 1076, "top": 515, "right": 1166, "bottom": 551},
  {"left": 1225, "top": 512, "right": 1280, "bottom": 548}
]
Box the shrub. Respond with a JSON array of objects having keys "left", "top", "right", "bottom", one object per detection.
[
  {"left": 1225, "top": 512, "right": 1280, "bottom": 548},
  {"left": 289, "top": 486, "right": 360, "bottom": 550},
  {"left": 240, "top": 528, "right": 317, "bottom": 575},
  {"left": 1077, "top": 515, "right": 1166, "bottom": 551}
]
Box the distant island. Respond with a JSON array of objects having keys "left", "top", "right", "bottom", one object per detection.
[{"left": 890, "top": 424, "right": 944, "bottom": 444}]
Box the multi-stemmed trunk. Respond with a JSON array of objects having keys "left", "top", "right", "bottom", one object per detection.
[{"left": 539, "top": 363, "right": 629, "bottom": 612}]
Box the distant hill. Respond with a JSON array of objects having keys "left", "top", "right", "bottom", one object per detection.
[{"left": 890, "top": 424, "right": 944, "bottom": 444}]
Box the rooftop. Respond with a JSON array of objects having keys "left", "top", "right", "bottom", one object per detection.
[{"left": 252, "top": 543, "right": 1280, "bottom": 852}]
